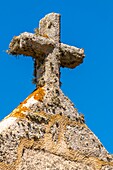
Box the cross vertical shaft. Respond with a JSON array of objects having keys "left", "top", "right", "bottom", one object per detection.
[{"left": 34, "top": 13, "right": 61, "bottom": 88}]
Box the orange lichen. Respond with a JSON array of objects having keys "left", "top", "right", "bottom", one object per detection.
[
  {"left": 5, "top": 87, "right": 45, "bottom": 120},
  {"left": 21, "top": 87, "right": 45, "bottom": 105},
  {"left": 6, "top": 106, "right": 29, "bottom": 119},
  {"left": 11, "top": 106, "right": 29, "bottom": 118},
  {"left": 34, "top": 87, "right": 45, "bottom": 101},
  {"left": 10, "top": 112, "right": 26, "bottom": 119}
]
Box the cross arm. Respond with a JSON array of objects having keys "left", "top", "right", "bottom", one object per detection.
[
  {"left": 7, "top": 32, "right": 55, "bottom": 58},
  {"left": 60, "top": 43, "right": 84, "bottom": 68},
  {"left": 7, "top": 32, "right": 85, "bottom": 68}
]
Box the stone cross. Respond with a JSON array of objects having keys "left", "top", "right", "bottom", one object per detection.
[
  {"left": 7, "top": 12, "right": 85, "bottom": 122},
  {"left": 8, "top": 13, "right": 84, "bottom": 89}
]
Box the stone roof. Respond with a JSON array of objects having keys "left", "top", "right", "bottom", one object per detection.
[{"left": 0, "top": 13, "right": 113, "bottom": 170}]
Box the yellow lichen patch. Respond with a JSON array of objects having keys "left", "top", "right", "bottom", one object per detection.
[
  {"left": 5, "top": 87, "right": 45, "bottom": 120},
  {"left": 5, "top": 106, "right": 29, "bottom": 119},
  {"left": 10, "top": 106, "right": 29, "bottom": 119},
  {"left": 21, "top": 87, "right": 45, "bottom": 105},
  {"left": 11, "top": 112, "right": 26, "bottom": 119},
  {"left": 34, "top": 87, "right": 45, "bottom": 101}
]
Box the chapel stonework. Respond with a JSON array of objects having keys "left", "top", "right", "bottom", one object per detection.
[{"left": 0, "top": 13, "right": 113, "bottom": 170}]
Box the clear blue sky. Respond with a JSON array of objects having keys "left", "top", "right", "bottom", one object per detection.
[{"left": 0, "top": 0, "right": 113, "bottom": 153}]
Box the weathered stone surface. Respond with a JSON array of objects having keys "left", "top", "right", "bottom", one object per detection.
[
  {"left": 0, "top": 12, "right": 113, "bottom": 170},
  {"left": 17, "top": 149, "right": 94, "bottom": 170},
  {"left": 1, "top": 113, "right": 113, "bottom": 170}
]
